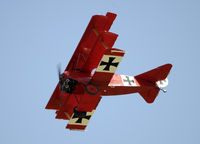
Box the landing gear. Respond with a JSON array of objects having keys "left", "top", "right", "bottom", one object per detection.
[
  {"left": 160, "top": 88, "right": 167, "bottom": 93},
  {"left": 85, "top": 84, "right": 98, "bottom": 95},
  {"left": 60, "top": 78, "right": 78, "bottom": 93},
  {"left": 156, "top": 86, "right": 167, "bottom": 93}
]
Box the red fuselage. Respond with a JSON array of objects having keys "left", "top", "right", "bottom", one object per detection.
[{"left": 63, "top": 70, "right": 145, "bottom": 96}]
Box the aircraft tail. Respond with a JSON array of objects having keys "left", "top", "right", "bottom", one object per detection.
[{"left": 134, "top": 64, "right": 172, "bottom": 103}]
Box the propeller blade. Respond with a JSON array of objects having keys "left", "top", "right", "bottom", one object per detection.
[{"left": 57, "top": 63, "right": 62, "bottom": 81}]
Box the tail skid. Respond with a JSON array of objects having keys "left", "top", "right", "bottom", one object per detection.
[{"left": 135, "top": 64, "right": 172, "bottom": 103}]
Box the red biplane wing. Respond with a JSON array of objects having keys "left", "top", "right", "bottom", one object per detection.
[
  {"left": 66, "top": 89, "right": 101, "bottom": 130},
  {"left": 65, "top": 12, "right": 117, "bottom": 73},
  {"left": 46, "top": 12, "right": 120, "bottom": 130},
  {"left": 65, "top": 49, "right": 125, "bottom": 131},
  {"left": 46, "top": 12, "right": 117, "bottom": 111},
  {"left": 90, "top": 48, "right": 125, "bottom": 86}
]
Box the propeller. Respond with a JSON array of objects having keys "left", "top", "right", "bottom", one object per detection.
[{"left": 57, "top": 63, "right": 62, "bottom": 82}]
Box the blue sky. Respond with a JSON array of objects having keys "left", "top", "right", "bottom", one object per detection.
[{"left": 0, "top": 0, "right": 200, "bottom": 144}]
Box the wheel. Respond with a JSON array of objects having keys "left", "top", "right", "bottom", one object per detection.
[{"left": 85, "top": 84, "right": 98, "bottom": 95}]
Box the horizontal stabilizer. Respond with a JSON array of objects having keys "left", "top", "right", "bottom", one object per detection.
[
  {"left": 135, "top": 64, "right": 172, "bottom": 82},
  {"left": 138, "top": 89, "right": 160, "bottom": 103},
  {"left": 135, "top": 64, "right": 172, "bottom": 103}
]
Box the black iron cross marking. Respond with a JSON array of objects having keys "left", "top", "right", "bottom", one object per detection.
[
  {"left": 123, "top": 76, "right": 134, "bottom": 85},
  {"left": 100, "top": 57, "right": 119, "bottom": 71},
  {"left": 72, "top": 111, "right": 91, "bottom": 123}
]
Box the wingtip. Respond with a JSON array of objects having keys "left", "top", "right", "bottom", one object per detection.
[
  {"left": 165, "top": 63, "right": 173, "bottom": 68},
  {"left": 158, "top": 63, "right": 173, "bottom": 70},
  {"left": 106, "top": 12, "right": 117, "bottom": 17}
]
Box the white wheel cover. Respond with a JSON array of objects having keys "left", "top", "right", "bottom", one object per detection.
[{"left": 156, "top": 78, "right": 168, "bottom": 88}]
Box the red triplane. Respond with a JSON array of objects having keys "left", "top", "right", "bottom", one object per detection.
[{"left": 46, "top": 12, "right": 172, "bottom": 131}]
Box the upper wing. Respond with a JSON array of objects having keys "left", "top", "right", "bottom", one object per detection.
[
  {"left": 90, "top": 48, "right": 125, "bottom": 86},
  {"left": 65, "top": 12, "right": 118, "bottom": 73}
]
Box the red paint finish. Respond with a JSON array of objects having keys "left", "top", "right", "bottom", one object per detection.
[
  {"left": 66, "top": 124, "right": 86, "bottom": 130},
  {"left": 45, "top": 12, "right": 173, "bottom": 131}
]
